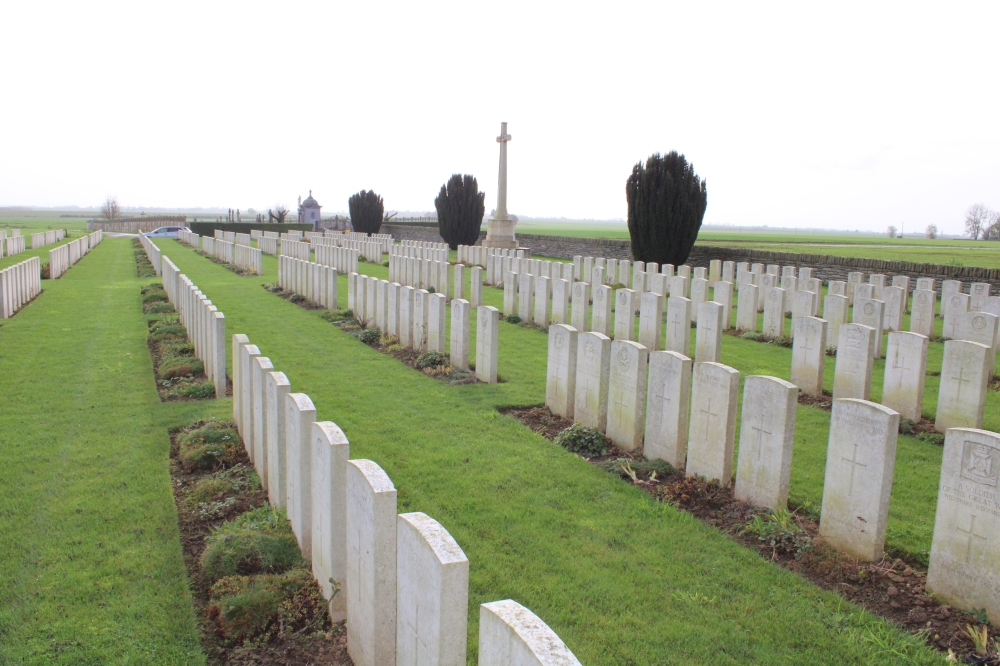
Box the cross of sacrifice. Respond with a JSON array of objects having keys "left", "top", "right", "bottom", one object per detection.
[
  {"left": 956, "top": 514, "right": 988, "bottom": 564},
  {"left": 750, "top": 414, "right": 772, "bottom": 463},
  {"left": 951, "top": 366, "right": 971, "bottom": 401},
  {"left": 841, "top": 440, "right": 868, "bottom": 495}
]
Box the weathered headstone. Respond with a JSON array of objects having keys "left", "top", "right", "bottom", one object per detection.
[
  {"left": 643, "top": 351, "right": 692, "bottom": 468},
  {"left": 882, "top": 331, "right": 929, "bottom": 421},
  {"left": 453, "top": 264, "right": 465, "bottom": 301},
  {"left": 252, "top": 356, "right": 274, "bottom": 485},
  {"left": 670, "top": 275, "right": 689, "bottom": 299},
  {"left": 853, "top": 297, "right": 885, "bottom": 358},
  {"left": 734, "top": 375, "right": 798, "bottom": 509},
  {"left": 665, "top": 296, "right": 692, "bottom": 355},
  {"left": 882, "top": 286, "right": 904, "bottom": 332},
  {"left": 573, "top": 332, "right": 612, "bottom": 430},
  {"left": 935, "top": 340, "right": 991, "bottom": 433},
  {"left": 470, "top": 267, "right": 483, "bottom": 307},
  {"left": 926, "top": 427, "right": 1000, "bottom": 625},
  {"left": 791, "top": 316, "right": 827, "bottom": 397},
  {"left": 591, "top": 285, "right": 612, "bottom": 337},
  {"left": 943, "top": 293, "right": 970, "bottom": 340},
  {"left": 690, "top": 278, "right": 708, "bottom": 322},
  {"left": 909, "top": 288, "right": 936, "bottom": 338},
  {"left": 790, "top": 290, "right": 816, "bottom": 339},
  {"left": 478, "top": 600, "right": 582, "bottom": 666},
  {"left": 311, "top": 421, "right": 349, "bottom": 621},
  {"left": 545, "top": 324, "right": 578, "bottom": 419},
  {"left": 503, "top": 272, "right": 517, "bottom": 316},
  {"left": 761, "top": 287, "right": 785, "bottom": 339},
  {"left": 961, "top": 312, "right": 999, "bottom": 376},
  {"left": 427, "top": 293, "right": 447, "bottom": 353},
  {"left": 552, "top": 278, "right": 570, "bottom": 325},
  {"left": 346, "top": 459, "right": 398, "bottom": 666},
  {"left": 606, "top": 340, "right": 649, "bottom": 452},
  {"left": 942, "top": 280, "right": 962, "bottom": 319},
  {"left": 686, "top": 362, "right": 740, "bottom": 485},
  {"left": 714, "top": 281, "right": 733, "bottom": 330},
  {"left": 476, "top": 306, "right": 500, "bottom": 383},
  {"left": 399, "top": 286, "right": 415, "bottom": 347},
  {"left": 819, "top": 399, "right": 899, "bottom": 561},
  {"left": 517, "top": 273, "right": 534, "bottom": 323},
  {"left": 413, "top": 289, "right": 430, "bottom": 352},
  {"left": 847, "top": 271, "right": 863, "bottom": 306},
  {"left": 970, "top": 283, "right": 991, "bottom": 312},
  {"left": 240, "top": 344, "right": 262, "bottom": 456},
  {"left": 736, "top": 284, "right": 759, "bottom": 332},
  {"left": 450, "top": 299, "right": 470, "bottom": 370},
  {"left": 638, "top": 291, "right": 664, "bottom": 351},
  {"left": 869, "top": 273, "right": 886, "bottom": 301},
  {"left": 571, "top": 281, "right": 590, "bottom": 332},
  {"left": 614, "top": 288, "right": 636, "bottom": 341},
  {"left": 286, "top": 393, "right": 317, "bottom": 556},
  {"left": 695, "top": 301, "right": 724, "bottom": 363},
  {"left": 833, "top": 324, "right": 876, "bottom": 401},
  {"left": 823, "top": 293, "right": 848, "bottom": 351},
  {"left": 265, "top": 371, "right": 291, "bottom": 509}
]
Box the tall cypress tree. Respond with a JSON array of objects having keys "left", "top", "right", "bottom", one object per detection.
[
  {"left": 348, "top": 190, "right": 384, "bottom": 235},
  {"left": 625, "top": 152, "right": 707, "bottom": 265},
  {"left": 434, "top": 174, "right": 485, "bottom": 250}
]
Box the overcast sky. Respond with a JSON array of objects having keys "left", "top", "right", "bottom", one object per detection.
[{"left": 2, "top": 1, "right": 997, "bottom": 234}]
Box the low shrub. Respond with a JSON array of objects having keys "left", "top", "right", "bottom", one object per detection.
[
  {"left": 141, "top": 283, "right": 164, "bottom": 295},
  {"left": 178, "top": 422, "right": 241, "bottom": 471},
  {"left": 40, "top": 263, "right": 50, "bottom": 279},
  {"left": 742, "top": 508, "right": 812, "bottom": 559},
  {"left": 186, "top": 466, "right": 261, "bottom": 508},
  {"left": 208, "top": 568, "right": 326, "bottom": 642},
  {"left": 144, "top": 302, "right": 176, "bottom": 314},
  {"left": 289, "top": 294, "right": 306, "bottom": 303},
  {"left": 898, "top": 418, "right": 916, "bottom": 436},
  {"left": 359, "top": 328, "right": 381, "bottom": 345},
  {"left": 386, "top": 344, "right": 404, "bottom": 353},
  {"left": 554, "top": 423, "right": 610, "bottom": 457},
  {"left": 158, "top": 339, "right": 195, "bottom": 362},
  {"left": 320, "top": 309, "right": 353, "bottom": 323},
  {"left": 771, "top": 336, "right": 793, "bottom": 348},
  {"left": 504, "top": 314, "right": 522, "bottom": 324},
  {"left": 262, "top": 283, "right": 283, "bottom": 293},
  {"left": 918, "top": 431, "right": 945, "bottom": 446},
  {"left": 148, "top": 323, "right": 187, "bottom": 342},
  {"left": 415, "top": 351, "right": 447, "bottom": 369},
  {"left": 172, "top": 380, "right": 216, "bottom": 399},
  {"left": 739, "top": 331, "right": 765, "bottom": 342},
  {"left": 201, "top": 518, "right": 302, "bottom": 583},
  {"left": 158, "top": 356, "right": 203, "bottom": 380},
  {"left": 142, "top": 291, "right": 168, "bottom": 304}
]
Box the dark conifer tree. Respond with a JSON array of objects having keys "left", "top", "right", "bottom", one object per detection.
[
  {"left": 625, "top": 152, "right": 707, "bottom": 265},
  {"left": 434, "top": 174, "right": 486, "bottom": 250},
  {"left": 348, "top": 190, "right": 384, "bottom": 235}
]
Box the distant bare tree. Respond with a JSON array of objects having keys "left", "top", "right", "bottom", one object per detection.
[
  {"left": 269, "top": 204, "right": 290, "bottom": 223},
  {"left": 925, "top": 224, "right": 938, "bottom": 239},
  {"left": 984, "top": 211, "right": 1000, "bottom": 241},
  {"left": 101, "top": 195, "right": 122, "bottom": 221},
  {"left": 965, "top": 203, "right": 992, "bottom": 240},
  {"left": 886, "top": 225, "right": 897, "bottom": 238}
]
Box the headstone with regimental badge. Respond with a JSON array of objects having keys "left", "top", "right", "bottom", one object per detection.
[
  {"left": 573, "top": 332, "right": 611, "bottom": 430},
  {"left": 606, "top": 340, "right": 649, "bottom": 451},
  {"left": 545, "top": 324, "right": 578, "bottom": 419},
  {"left": 910, "top": 289, "right": 937, "bottom": 338}
]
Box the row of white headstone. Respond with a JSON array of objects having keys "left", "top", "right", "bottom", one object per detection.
[
  {"left": 314, "top": 244, "right": 360, "bottom": 275},
  {"left": 343, "top": 230, "right": 394, "bottom": 254},
  {"left": 259, "top": 236, "right": 279, "bottom": 256},
  {"left": 234, "top": 232, "right": 252, "bottom": 247},
  {"left": 232, "top": 333, "right": 581, "bottom": 665},
  {"left": 51, "top": 231, "right": 104, "bottom": 280},
  {"left": 542, "top": 322, "right": 1000, "bottom": 623},
  {"left": 390, "top": 243, "right": 449, "bottom": 263},
  {"left": 0, "top": 229, "right": 21, "bottom": 239},
  {"left": 29, "top": 229, "right": 65, "bottom": 250},
  {"left": 387, "top": 254, "right": 453, "bottom": 297},
  {"left": 456, "top": 243, "right": 528, "bottom": 270},
  {"left": 0, "top": 256, "right": 41, "bottom": 318},
  {"left": 1, "top": 234, "right": 26, "bottom": 259},
  {"left": 280, "top": 238, "right": 311, "bottom": 261},
  {"left": 347, "top": 273, "right": 501, "bottom": 383},
  {"left": 159, "top": 256, "right": 228, "bottom": 397},
  {"left": 232, "top": 242, "right": 263, "bottom": 275},
  {"left": 278, "top": 256, "right": 339, "bottom": 310}
]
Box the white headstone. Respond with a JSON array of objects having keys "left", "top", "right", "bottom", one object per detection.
[
  {"left": 571, "top": 281, "right": 590, "bottom": 332},
  {"left": 552, "top": 278, "right": 570, "bottom": 325},
  {"left": 252, "top": 356, "right": 274, "bottom": 485},
  {"left": 311, "top": 421, "right": 349, "bottom": 621},
  {"left": 686, "top": 362, "right": 740, "bottom": 485},
  {"left": 734, "top": 375, "right": 798, "bottom": 509},
  {"left": 819, "top": 399, "right": 899, "bottom": 561},
  {"left": 478, "top": 600, "right": 582, "bottom": 666},
  {"left": 695, "top": 301, "right": 723, "bottom": 363},
  {"left": 573, "top": 332, "right": 612, "bottom": 430},
  {"left": 714, "top": 281, "right": 733, "bottom": 330},
  {"left": 882, "top": 286, "right": 904, "bottom": 332},
  {"left": 476, "top": 306, "right": 500, "bottom": 383},
  {"left": 736, "top": 284, "right": 758, "bottom": 332},
  {"left": 823, "top": 294, "right": 848, "bottom": 351},
  {"left": 926, "top": 427, "right": 1000, "bottom": 625},
  {"left": 545, "top": 324, "right": 578, "bottom": 419},
  {"left": 613, "top": 288, "right": 636, "bottom": 341},
  {"left": 591, "top": 285, "right": 613, "bottom": 337},
  {"left": 665, "top": 296, "right": 692, "bottom": 355},
  {"left": 943, "top": 293, "right": 970, "bottom": 340},
  {"left": 882, "top": 331, "right": 929, "bottom": 422},
  {"left": 265, "top": 371, "right": 291, "bottom": 509},
  {"left": 606, "top": 340, "right": 649, "bottom": 452},
  {"left": 638, "top": 291, "right": 664, "bottom": 351},
  {"left": 762, "top": 287, "right": 785, "bottom": 339},
  {"left": 286, "top": 393, "right": 317, "bottom": 556},
  {"left": 450, "top": 299, "right": 470, "bottom": 370},
  {"left": 396, "top": 512, "right": 469, "bottom": 666},
  {"left": 643, "top": 351, "right": 692, "bottom": 468},
  {"left": 791, "top": 316, "right": 827, "bottom": 397},
  {"left": 853, "top": 297, "right": 885, "bottom": 358},
  {"left": 909, "top": 288, "right": 937, "bottom": 338},
  {"left": 832, "top": 324, "right": 876, "bottom": 401},
  {"left": 935, "top": 340, "right": 991, "bottom": 433},
  {"left": 346, "top": 459, "right": 398, "bottom": 666}
]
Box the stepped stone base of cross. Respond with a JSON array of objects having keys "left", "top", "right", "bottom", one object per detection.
[{"left": 483, "top": 217, "right": 518, "bottom": 249}]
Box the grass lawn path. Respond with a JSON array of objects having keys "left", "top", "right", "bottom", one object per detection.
[
  {"left": 0, "top": 238, "right": 212, "bottom": 665},
  {"left": 162, "top": 240, "right": 939, "bottom": 665}
]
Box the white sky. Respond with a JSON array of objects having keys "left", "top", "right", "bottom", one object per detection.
[{"left": 1, "top": 1, "right": 997, "bottom": 234}]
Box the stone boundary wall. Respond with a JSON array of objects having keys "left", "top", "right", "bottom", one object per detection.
[{"left": 382, "top": 225, "right": 1000, "bottom": 293}]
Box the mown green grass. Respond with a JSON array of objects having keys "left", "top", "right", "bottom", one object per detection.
[
  {"left": 0, "top": 239, "right": 227, "bottom": 665},
  {"left": 162, "top": 239, "right": 939, "bottom": 665}
]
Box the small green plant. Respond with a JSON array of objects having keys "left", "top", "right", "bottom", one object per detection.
[
  {"left": 743, "top": 508, "right": 812, "bottom": 560},
  {"left": 158, "top": 356, "right": 203, "bottom": 380},
  {"left": 504, "top": 314, "right": 522, "bottom": 324},
  {"left": 140, "top": 283, "right": 164, "bottom": 295},
  {"left": 598, "top": 457, "right": 674, "bottom": 480},
  {"left": 172, "top": 380, "right": 216, "bottom": 399},
  {"left": 427, "top": 287, "right": 436, "bottom": 294},
  {"left": 187, "top": 466, "right": 260, "bottom": 507},
  {"left": 201, "top": 507, "right": 302, "bottom": 583},
  {"left": 554, "top": 423, "right": 610, "bottom": 457},
  {"left": 825, "top": 346, "right": 837, "bottom": 357},
  {"left": 917, "top": 431, "right": 945, "bottom": 446},
  {"left": 965, "top": 623, "right": 989, "bottom": 656},
  {"left": 772, "top": 335, "right": 793, "bottom": 348},
  {"left": 178, "top": 422, "right": 241, "bottom": 471},
  {"left": 262, "top": 282, "right": 283, "bottom": 293},
  {"left": 144, "top": 302, "right": 175, "bottom": 314},
  {"left": 359, "top": 328, "right": 381, "bottom": 345},
  {"left": 739, "top": 331, "right": 765, "bottom": 342},
  {"left": 289, "top": 293, "right": 306, "bottom": 303},
  {"left": 142, "top": 291, "right": 168, "bottom": 304},
  {"left": 208, "top": 568, "right": 327, "bottom": 642},
  {"left": 898, "top": 418, "right": 916, "bottom": 436},
  {"left": 415, "top": 351, "right": 447, "bottom": 369},
  {"left": 386, "top": 343, "right": 404, "bottom": 353},
  {"left": 148, "top": 323, "right": 187, "bottom": 342}
]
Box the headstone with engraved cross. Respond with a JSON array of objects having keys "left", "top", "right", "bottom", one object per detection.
[
  {"left": 573, "top": 332, "right": 612, "bottom": 430},
  {"left": 552, "top": 278, "right": 571, "bottom": 325},
  {"left": 638, "top": 291, "right": 664, "bottom": 351},
  {"left": 311, "top": 422, "right": 349, "bottom": 621},
  {"left": 286, "top": 393, "right": 317, "bottom": 557},
  {"left": 644, "top": 351, "right": 692, "bottom": 468},
  {"left": 961, "top": 312, "right": 999, "bottom": 376},
  {"left": 736, "top": 284, "right": 759, "bottom": 332},
  {"left": 592, "top": 285, "right": 613, "bottom": 337},
  {"left": 943, "top": 293, "right": 970, "bottom": 340},
  {"left": 734, "top": 375, "right": 798, "bottom": 509},
  {"left": 571, "top": 281, "right": 590, "bottom": 332},
  {"left": 927, "top": 427, "right": 1000, "bottom": 625},
  {"left": 833, "top": 324, "right": 876, "bottom": 401},
  {"left": 762, "top": 287, "right": 785, "bottom": 338},
  {"left": 614, "top": 288, "right": 637, "bottom": 341},
  {"left": 695, "top": 301, "right": 724, "bottom": 363},
  {"left": 882, "top": 285, "right": 905, "bottom": 332},
  {"left": 853, "top": 296, "right": 885, "bottom": 358},
  {"left": 686, "top": 361, "right": 740, "bottom": 485},
  {"left": 823, "top": 293, "right": 848, "bottom": 351},
  {"left": 546, "top": 324, "right": 578, "bottom": 419},
  {"left": 819, "top": 398, "right": 900, "bottom": 561},
  {"left": 665, "top": 296, "right": 692, "bottom": 355},
  {"left": 909, "top": 289, "right": 937, "bottom": 338},
  {"left": 690, "top": 278, "right": 708, "bottom": 323},
  {"left": 935, "top": 340, "right": 991, "bottom": 433},
  {"left": 790, "top": 290, "right": 816, "bottom": 340},
  {"left": 970, "top": 283, "right": 991, "bottom": 312},
  {"left": 476, "top": 306, "right": 500, "bottom": 384},
  {"left": 791, "top": 316, "right": 827, "bottom": 397},
  {"left": 881, "top": 331, "right": 929, "bottom": 422},
  {"left": 346, "top": 459, "right": 398, "bottom": 666},
  {"left": 606, "top": 340, "right": 649, "bottom": 452},
  {"left": 396, "top": 512, "right": 469, "bottom": 666}
]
